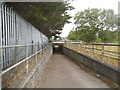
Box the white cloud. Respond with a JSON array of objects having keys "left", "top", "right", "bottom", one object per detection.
[{"left": 60, "top": 0, "right": 119, "bottom": 37}]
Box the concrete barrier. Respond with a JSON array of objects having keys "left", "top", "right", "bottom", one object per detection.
[{"left": 63, "top": 47, "right": 120, "bottom": 85}]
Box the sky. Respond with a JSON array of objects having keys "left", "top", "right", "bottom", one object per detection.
[{"left": 60, "top": 0, "right": 119, "bottom": 37}]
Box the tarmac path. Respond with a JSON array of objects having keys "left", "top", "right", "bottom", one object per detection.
[{"left": 35, "top": 53, "right": 110, "bottom": 88}]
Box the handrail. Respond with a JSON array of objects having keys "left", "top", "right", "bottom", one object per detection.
[
  {"left": 0, "top": 45, "right": 51, "bottom": 76},
  {"left": 0, "top": 43, "right": 50, "bottom": 48},
  {"left": 69, "top": 42, "right": 120, "bottom": 46},
  {"left": 0, "top": 43, "right": 37, "bottom": 48},
  {"left": 0, "top": 43, "right": 51, "bottom": 69},
  {"left": 64, "top": 42, "right": 119, "bottom": 67}
]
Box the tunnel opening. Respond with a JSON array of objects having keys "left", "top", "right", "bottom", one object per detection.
[{"left": 53, "top": 44, "right": 63, "bottom": 54}]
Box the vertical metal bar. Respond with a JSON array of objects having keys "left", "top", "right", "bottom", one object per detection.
[
  {"left": 16, "top": 15, "right": 19, "bottom": 62},
  {"left": 2, "top": 4, "right": 5, "bottom": 68},
  {"left": 13, "top": 10, "right": 15, "bottom": 63},
  {"left": 80, "top": 43, "right": 82, "bottom": 52},
  {"left": 84, "top": 44, "right": 86, "bottom": 55},
  {"left": 92, "top": 44, "right": 94, "bottom": 58},
  {"left": 10, "top": 8, "right": 13, "bottom": 63},
  {"left": 43, "top": 42, "right": 44, "bottom": 56},
  {"left": 40, "top": 32, "right": 43, "bottom": 56},
  {"left": 14, "top": 12, "right": 17, "bottom": 63},
  {"left": 7, "top": 6, "right": 10, "bottom": 65},
  {"left": 9, "top": 7, "right": 11, "bottom": 64},
  {"left": 36, "top": 43, "right": 38, "bottom": 63},
  {"left": 18, "top": 16, "right": 20, "bottom": 61},
  {"left": 69, "top": 41, "right": 70, "bottom": 47},
  {"left": 16, "top": 15, "right": 18, "bottom": 44},
  {"left": 26, "top": 45, "right": 28, "bottom": 74},
  {"left": 82, "top": 44, "right": 84, "bottom": 53},
  {"left": 90, "top": 44, "right": 93, "bottom": 57},
  {"left": 102, "top": 44, "right": 104, "bottom": 62},
  {"left": 5, "top": 5, "right": 9, "bottom": 67},
  {"left": 13, "top": 12, "right": 16, "bottom": 44},
  {"left": 11, "top": 8, "right": 13, "bottom": 63},
  {"left": 31, "top": 26, "right": 32, "bottom": 55},
  {"left": 0, "top": 2, "right": 2, "bottom": 90},
  {"left": 0, "top": 2, "right": 3, "bottom": 70}
]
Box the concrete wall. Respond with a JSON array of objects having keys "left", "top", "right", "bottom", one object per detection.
[{"left": 63, "top": 47, "right": 120, "bottom": 85}]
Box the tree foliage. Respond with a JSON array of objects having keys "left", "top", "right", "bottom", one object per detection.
[
  {"left": 67, "top": 30, "right": 80, "bottom": 40},
  {"left": 6, "top": 2, "right": 73, "bottom": 38},
  {"left": 98, "top": 30, "right": 118, "bottom": 43},
  {"left": 68, "top": 8, "right": 118, "bottom": 43}
]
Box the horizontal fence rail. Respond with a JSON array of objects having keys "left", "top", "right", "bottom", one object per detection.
[
  {"left": 0, "top": 3, "right": 51, "bottom": 89},
  {"left": 0, "top": 43, "right": 50, "bottom": 70},
  {"left": 0, "top": 43, "right": 51, "bottom": 76},
  {"left": 64, "top": 42, "right": 120, "bottom": 68}
]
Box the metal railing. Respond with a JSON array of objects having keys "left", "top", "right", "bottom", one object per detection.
[
  {"left": 0, "top": 43, "right": 51, "bottom": 75},
  {"left": 64, "top": 42, "right": 120, "bottom": 67},
  {"left": 0, "top": 42, "right": 50, "bottom": 69},
  {"left": 0, "top": 3, "right": 51, "bottom": 89},
  {"left": 0, "top": 3, "right": 49, "bottom": 69}
]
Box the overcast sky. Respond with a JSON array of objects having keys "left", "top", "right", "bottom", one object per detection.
[{"left": 60, "top": 0, "right": 119, "bottom": 37}]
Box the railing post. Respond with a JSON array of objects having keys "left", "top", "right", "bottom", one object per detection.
[
  {"left": 84, "top": 44, "right": 86, "bottom": 55},
  {"left": 81, "top": 43, "right": 82, "bottom": 52},
  {"left": 90, "top": 44, "right": 93, "bottom": 57},
  {"left": 76, "top": 42, "right": 78, "bottom": 50},
  {"left": 36, "top": 43, "right": 38, "bottom": 63},
  {"left": 69, "top": 41, "right": 70, "bottom": 48},
  {"left": 79, "top": 42, "right": 81, "bottom": 52},
  {"left": 102, "top": 44, "right": 104, "bottom": 62},
  {"left": 64, "top": 40, "right": 66, "bottom": 47},
  {"left": 42, "top": 43, "right": 44, "bottom": 56},
  {"left": 81, "top": 43, "right": 83, "bottom": 53},
  {"left": 26, "top": 45, "right": 29, "bottom": 74}
]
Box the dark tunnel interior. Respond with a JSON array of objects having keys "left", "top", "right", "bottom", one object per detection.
[{"left": 53, "top": 44, "right": 63, "bottom": 54}]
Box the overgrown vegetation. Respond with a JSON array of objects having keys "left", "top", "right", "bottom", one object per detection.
[{"left": 67, "top": 8, "right": 118, "bottom": 43}]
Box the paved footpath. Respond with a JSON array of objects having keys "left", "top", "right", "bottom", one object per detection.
[{"left": 35, "top": 54, "right": 110, "bottom": 88}]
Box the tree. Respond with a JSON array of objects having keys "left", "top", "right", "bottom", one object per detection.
[
  {"left": 67, "top": 30, "right": 81, "bottom": 40},
  {"left": 6, "top": 2, "right": 74, "bottom": 38},
  {"left": 74, "top": 8, "right": 118, "bottom": 43},
  {"left": 67, "top": 30, "right": 77, "bottom": 40},
  {"left": 98, "top": 30, "right": 118, "bottom": 43}
]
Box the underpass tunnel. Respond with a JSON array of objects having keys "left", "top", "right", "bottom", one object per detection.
[{"left": 53, "top": 43, "right": 63, "bottom": 54}]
